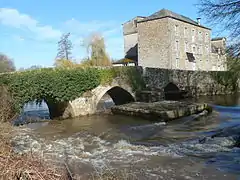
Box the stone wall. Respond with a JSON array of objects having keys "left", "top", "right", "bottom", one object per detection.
[
  {"left": 124, "top": 33, "right": 138, "bottom": 58},
  {"left": 138, "top": 18, "right": 171, "bottom": 68},
  {"left": 143, "top": 67, "right": 235, "bottom": 98},
  {"left": 168, "top": 18, "right": 212, "bottom": 71}
]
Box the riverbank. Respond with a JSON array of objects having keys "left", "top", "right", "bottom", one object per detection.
[{"left": 0, "top": 123, "right": 69, "bottom": 180}]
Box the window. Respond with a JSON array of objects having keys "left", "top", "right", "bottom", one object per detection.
[
  {"left": 176, "top": 58, "right": 180, "bottom": 68},
  {"left": 205, "top": 45, "right": 209, "bottom": 53},
  {"left": 205, "top": 33, "right": 209, "bottom": 42},
  {"left": 192, "top": 45, "right": 196, "bottom": 53},
  {"left": 198, "top": 45, "right": 203, "bottom": 54},
  {"left": 175, "top": 25, "right": 179, "bottom": 36},
  {"left": 184, "top": 41, "right": 188, "bottom": 52},
  {"left": 175, "top": 40, "right": 180, "bottom": 57},
  {"left": 192, "top": 29, "right": 195, "bottom": 42},
  {"left": 175, "top": 40, "right": 179, "bottom": 51},
  {"left": 184, "top": 27, "right": 188, "bottom": 37},
  {"left": 198, "top": 31, "right": 202, "bottom": 41}
]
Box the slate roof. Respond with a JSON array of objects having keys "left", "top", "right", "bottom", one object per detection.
[
  {"left": 138, "top": 9, "right": 210, "bottom": 30},
  {"left": 211, "top": 37, "right": 226, "bottom": 41}
]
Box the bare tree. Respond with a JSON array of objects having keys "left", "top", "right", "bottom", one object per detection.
[
  {"left": 56, "top": 33, "right": 73, "bottom": 60},
  {"left": 0, "top": 53, "right": 15, "bottom": 73},
  {"left": 198, "top": 0, "right": 240, "bottom": 56}
]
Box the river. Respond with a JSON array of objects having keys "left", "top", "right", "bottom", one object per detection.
[{"left": 12, "top": 94, "right": 240, "bottom": 179}]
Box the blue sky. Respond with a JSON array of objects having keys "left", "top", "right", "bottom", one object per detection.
[{"left": 0, "top": 0, "right": 218, "bottom": 69}]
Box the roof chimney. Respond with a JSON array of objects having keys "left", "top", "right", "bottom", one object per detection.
[{"left": 197, "top": 18, "right": 201, "bottom": 25}]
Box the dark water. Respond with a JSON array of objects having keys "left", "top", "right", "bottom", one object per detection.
[{"left": 13, "top": 94, "right": 240, "bottom": 179}]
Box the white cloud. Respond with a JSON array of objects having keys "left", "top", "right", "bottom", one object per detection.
[
  {"left": 64, "top": 18, "right": 118, "bottom": 35},
  {"left": 0, "top": 8, "right": 124, "bottom": 61},
  {"left": 0, "top": 8, "right": 61, "bottom": 39}
]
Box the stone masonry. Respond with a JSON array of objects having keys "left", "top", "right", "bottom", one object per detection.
[{"left": 123, "top": 9, "right": 227, "bottom": 71}]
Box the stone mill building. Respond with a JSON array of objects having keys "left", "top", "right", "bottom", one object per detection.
[{"left": 123, "top": 9, "right": 227, "bottom": 71}]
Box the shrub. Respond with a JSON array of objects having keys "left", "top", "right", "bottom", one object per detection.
[{"left": 0, "top": 86, "right": 16, "bottom": 122}]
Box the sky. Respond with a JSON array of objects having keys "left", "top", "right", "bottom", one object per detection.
[{"left": 0, "top": 0, "right": 220, "bottom": 69}]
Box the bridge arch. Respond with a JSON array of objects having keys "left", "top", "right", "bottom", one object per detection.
[
  {"left": 69, "top": 83, "right": 135, "bottom": 117},
  {"left": 95, "top": 86, "right": 135, "bottom": 107},
  {"left": 164, "top": 82, "right": 180, "bottom": 93},
  {"left": 164, "top": 82, "right": 182, "bottom": 100}
]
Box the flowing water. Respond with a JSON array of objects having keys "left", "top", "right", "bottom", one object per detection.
[{"left": 12, "top": 94, "right": 240, "bottom": 179}]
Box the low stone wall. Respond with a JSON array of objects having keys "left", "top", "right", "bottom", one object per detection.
[{"left": 143, "top": 67, "right": 236, "bottom": 98}]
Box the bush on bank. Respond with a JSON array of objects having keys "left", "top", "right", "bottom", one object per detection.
[{"left": 211, "top": 71, "right": 239, "bottom": 92}]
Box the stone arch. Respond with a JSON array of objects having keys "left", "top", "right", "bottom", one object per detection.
[
  {"left": 69, "top": 83, "right": 135, "bottom": 117},
  {"left": 18, "top": 98, "right": 74, "bottom": 120},
  {"left": 96, "top": 86, "right": 135, "bottom": 107},
  {"left": 164, "top": 82, "right": 180, "bottom": 93},
  {"left": 164, "top": 82, "right": 182, "bottom": 100},
  {"left": 45, "top": 99, "right": 74, "bottom": 119}
]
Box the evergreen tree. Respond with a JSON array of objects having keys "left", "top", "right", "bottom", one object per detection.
[{"left": 56, "top": 33, "right": 73, "bottom": 60}]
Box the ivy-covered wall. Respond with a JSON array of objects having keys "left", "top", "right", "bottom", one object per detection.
[{"left": 0, "top": 67, "right": 145, "bottom": 118}]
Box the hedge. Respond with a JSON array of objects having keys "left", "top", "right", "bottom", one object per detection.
[{"left": 0, "top": 67, "right": 145, "bottom": 112}]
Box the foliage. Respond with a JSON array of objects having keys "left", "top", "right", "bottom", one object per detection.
[
  {"left": 0, "top": 68, "right": 100, "bottom": 111},
  {"left": 0, "top": 67, "right": 145, "bottom": 113},
  {"left": 56, "top": 32, "right": 73, "bottom": 61},
  {"left": 0, "top": 53, "right": 15, "bottom": 73},
  {"left": 99, "top": 67, "right": 145, "bottom": 91},
  {"left": 211, "top": 70, "right": 238, "bottom": 91},
  {"left": 80, "top": 58, "right": 94, "bottom": 67},
  {"left": 212, "top": 46, "right": 240, "bottom": 92},
  {"left": 0, "top": 86, "right": 16, "bottom": 122},
  {"left": 82, "top": 33, "right": 112, "bottom": 66},
  {"left": 54, "top": 59, "right": 78, "bottom": 68},
  {"left": 198, "top": 0, "right": 240, "bottom": 56}
]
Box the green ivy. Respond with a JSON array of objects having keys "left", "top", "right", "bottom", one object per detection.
[
  {"left": 0, "top": 67, "right": 145, "bottom": 113},
  {"left": 210, "top": 71, "right": 239, "bottom": 92}
]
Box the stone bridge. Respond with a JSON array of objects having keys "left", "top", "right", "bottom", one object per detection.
[
  {"left": 1, "top": 67, "right": 236, "bottom": 119},
  {"left": 49, "top": 67, "right": 235, "bottom": 119},
  {"left": 60, "top": 79, "right": 135, "bottom": 118}
]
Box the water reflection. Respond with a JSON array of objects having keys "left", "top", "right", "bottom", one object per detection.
[{"left": 194, "top": 93, "right": 240, "bottom": 106}]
